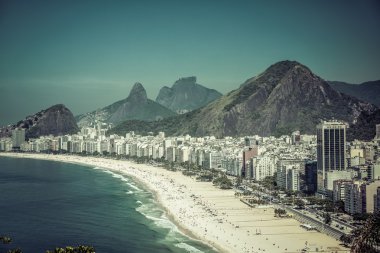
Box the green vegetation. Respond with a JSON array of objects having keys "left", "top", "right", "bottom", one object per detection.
[
  {"left": 0, "top": 235, "right": 94, "bottom": 253},
  {"left": 274, "top": 208, "right": 287, "bottom": 217},
  {"left": 224, "top": 84, "right": 260, "bottom": 111},
  {"left": 46, "top": 246, "right": 95, "bottom": 253},
  {"left": 347, "top": 109, "right": 380, "bottom": 141},
  {"left": 294, "top": 199, "right": 305, "bottom": 209},
  {"left": 322, "top": 212, "right": 332, "bottom": 225},
  {"left": 351, "top": 211, "right": 380, "bottom": 253},
  {"left": 196, "top": 174, "right": 213, "bottom": 182},
  {"left": 182, "top": 170, "right": 196, "bottom": 176},
  {"left": 245, "top": 198, "right": 266, "bottom": 205},
  {"left": 352, "top": 213, "right": 370, "bottom": 221},
  {"left": 260, "top": 175, "right": 278, "bottom": 190},
  {"left": 212, "top": 175, "right": 233, "bottom": 189},
  {"left": 273, "top": 126, "right": 294, "bottom": 138},
  {"left": 108, "top": 109, "right": 201, "bottom": 137}
]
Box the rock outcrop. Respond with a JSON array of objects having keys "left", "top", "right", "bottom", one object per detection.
[
  {"left": 76, "top": 83, "right": 175, "bottom": 127},
  {"left": 0, "top": 104, "right": 79, "bottom": 139},
  {"left": 156, "top": 76, "right": 222, "bottom": 113}
]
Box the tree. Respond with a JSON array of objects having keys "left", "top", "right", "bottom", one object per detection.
[
  {"left": 274, "top": 208, "right": 287, "bottom": 217},
  {"left": 46, "top": 245, "right": 96, "bottom": 253},
  {"left": 235, "top": 176, "right": 243, "bottom": 187},
  {"left": 339, "top": 234, "right": 352, "bottom": 247},
  {"left": 334, "top": 200, "right": 345, "bottom": 213},
  {"left": 322, "top": 212, "right": 332, "bottom": 225},
  {"left": 294, "top": 199, "right": 305, "bottom": 209},
  {"left": 1, "top": 235, "right": 95, "bottom": 253},
  {"left": 351, "top": 211, "right": 380, "bottom": 253},
  {"left": 213, "top": 175, "right": 233, "bottom": 189}
]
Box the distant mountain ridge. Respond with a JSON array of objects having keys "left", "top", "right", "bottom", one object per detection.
[
  {"left": 109, "top": 60, "right": 376, "bottom": 138},
  {"left": 0, "top": 104, "right": 79, "bottom": 139},
  {"left": 76, "top": 83, "right": 175, "bottom": 127},
  {"left": 329, "top": 80, "right": 380, "bottom": 107},
  {"left": 155, "top": 76, "right": 222, "bottom": 113}
]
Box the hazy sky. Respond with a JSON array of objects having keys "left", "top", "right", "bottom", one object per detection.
[{"left": 1, "top": 0, "right": 379, "bottom": 125}]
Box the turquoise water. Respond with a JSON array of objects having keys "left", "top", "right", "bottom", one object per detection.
[{"left": 0, "top": 156, "right": 216, "bottom": 253}]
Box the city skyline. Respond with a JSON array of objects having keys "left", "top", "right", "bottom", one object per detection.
[{"left": 1, "top": 0, "right": 380, "bottom": 125}]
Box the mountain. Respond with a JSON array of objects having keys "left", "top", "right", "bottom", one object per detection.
[
  {"left": 0, "top": 104, "right": 79, "bottom": 139},
  {"left": 329, "top": 80, "right": 380, "bottom": 107},
  {"left": 76, "top": 83, "right": 176, "bottom": 127},
  {"left": 109, "top": 60, "right": 376, "bottom": 137},
  {"left": 347, "top": 109, "right": 380, "bottom": 141},
  {"left": 155, "top": 76, "right": 222, "bottom": 113}
]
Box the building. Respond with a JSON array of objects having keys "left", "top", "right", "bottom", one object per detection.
[
  {"left": 374, "top": 187, "right": 380, "bottom": 212},
  {"left": 303, "top": 161, "right": 318, "bottom": 194},
  {"left": 325, "top": 170, "right": 353, "bottom": 193},
  {"left": 291, "top": 130, "right": 301, "bottom": 145},
  {"left": 203, "top": 151, "right": 222, "bottom": 170},
  {"left": 360, "top": 180, "right": 380, "bottom": 213},
  {"left": 370, "top": 163, "right": 380, "bottom": 181},
  {"left": 222, "top": 156, "right": 242, "bottom": 177},
  {"left": 317, "top": 121, "right": 347, "bottom": 196},
  {"left": 344, "top": 181, "right": 363, "bottom": 214},
  {"left": 344, "top": 180, "right": 380, "bottom": 214},
  {"left": 250, "top": 155, "right": 276, "bottom": 181},
  {"left": 333, "top": 179, "right": 352, "bottom": 202},
  {"left": 276, "top": 159, "right": 303, "bottom": 191},
  {"left": 12, "top": 128, "right": 25, "bottom": 149},
  {"left": 242, "top": 147, "right": 258, "bottom": 177},
  {"left": 376, "top": 124, "right": 380, "bottom": 140},
  {"left": 0, "top": 138, "right": 13, "bottom": 151}
]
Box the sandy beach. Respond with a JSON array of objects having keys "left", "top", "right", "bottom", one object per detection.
[{"left": 0, "top": 153, "right": 346, "bottom": 253}]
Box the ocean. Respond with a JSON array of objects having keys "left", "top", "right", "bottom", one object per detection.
[{"left": 0, "top": 156, "right": 216, "bottom": 253}]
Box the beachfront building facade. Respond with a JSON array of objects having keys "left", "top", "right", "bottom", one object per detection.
[
  {"left": 343, "top": 180, "right": 380, "bottom": 214},
  {"left": 2, "top": 120, "right": 379, "bottom": 214},
  {"left": 12, "top": 128, "right": 26, "bottom": 149},
  {"left": 250, "top": 155, "right": 276, "bottom": 181},
  {"left": 276, "top": 159, "right": 304, "bottom": 192}
]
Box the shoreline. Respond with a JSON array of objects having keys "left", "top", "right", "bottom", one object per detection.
[{"left": 0, "top": 153, "right": 346, "bottom": 253}]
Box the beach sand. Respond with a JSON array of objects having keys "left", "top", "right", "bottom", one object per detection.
[{"left": 0, "top": 153, "right": 347, "bottom": 253}]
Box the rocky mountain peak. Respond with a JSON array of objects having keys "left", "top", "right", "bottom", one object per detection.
[
  {"left": 156, "top": 77, "right": 222, "bottom": 113},
  {"left": 0, "top": 104, "right": 79, "bottom": 139},
  {"left": 173, "top": 76, "right": 197, "bottom": 88},
  {"left": 127, "top": 82, "right": 148, "bottom": 103},
  {"left": 115, "top": 60, "right": 376, "bottom": 138}
]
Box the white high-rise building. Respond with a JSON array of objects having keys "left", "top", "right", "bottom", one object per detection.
[
  {"left": 12, "top": 128, "right": 25, "bottom": 148},
  {"left": 250, "top": 156, "right": 276, "bottom": 181}
]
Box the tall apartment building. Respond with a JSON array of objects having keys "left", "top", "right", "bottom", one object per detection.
[
  {"left": 12, "top": 128, "right": 25, "bottom": 149},
  {"left": 316, "top": 121, "right": 347, "bottom": 196},
  {"left": 344, "top": 180, "right": 380, "bottom": 214},
  {"left": 304, "top": 161, "right": 318, "bottom": 194},
  {"left": 344, "top": 181, "right": 363, "bottom": 214},
  {"left": 276, "top": 159, "right": 303, "bottom": 191},
  {"left": 250, "top": 155, "right": 276, "bottom": 181},
  {"left": 242, "top": 147, "right": 258, "bottom": 177}
]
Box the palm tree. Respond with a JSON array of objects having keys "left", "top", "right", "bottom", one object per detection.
[{"left": 351, "top": 211, "right": 380, "bottom": 253}]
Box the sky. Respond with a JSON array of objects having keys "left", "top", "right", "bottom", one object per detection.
[{"left": 0, "top": 0, "right": 379, "bottom": 125}]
